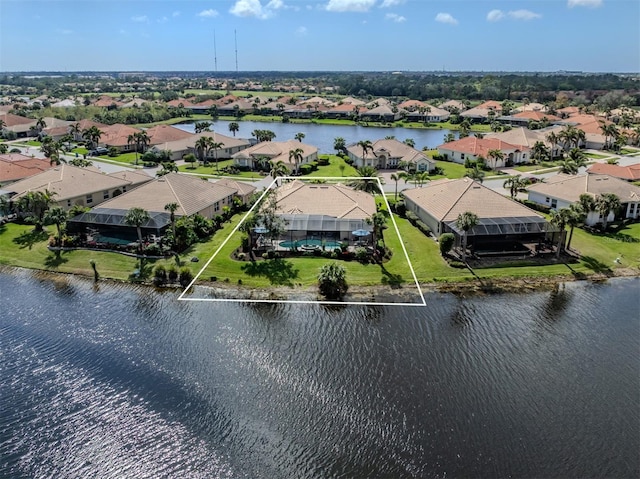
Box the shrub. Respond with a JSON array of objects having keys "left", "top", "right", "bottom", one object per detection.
[
  {"left": 355, "top": 247, "right": 369, "bottom": 262},
  {"left": 108, "top": 146, "right": 118, "bottom": 157},
  {"left": 153, "top": 265, "right": 167, "bottom": 286},
  {"left": 406, "top": 211, "right": 419, "bottom": 225},
  {"left": 394, "top": 200, "right": 406, "bottom": 216},
  {"left": 167, "top": 265, "right": 178, "bottom": 282},
  {"left": 449, "top": 261, "right": 467, "bottom": 269},
  {"left": 299, "top": 164, "right": 313, "bottom": 175},
  {"left": 415, "top": 220, "right": 431, "bottom": 236},
  {"left": 179, "top": 267, "right": 193, "bottom": 287},
  {"left": 439, "top": 233, "right": 455, "bottom": 256}
]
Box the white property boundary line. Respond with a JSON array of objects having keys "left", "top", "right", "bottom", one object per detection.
[{"left": 178, "top": 176, "right": 426, "bottom": 307}]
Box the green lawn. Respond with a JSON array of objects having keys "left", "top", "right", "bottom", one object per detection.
[
  {"left": 304, "top": 155, "right": 358, "bottom": 178},
  {"left": 584, "top": 152, "right": 608, "bottom": 159},
  {"left": 178, "top": 160, "right": 264, "bottom": 179},
  {"left": 433, "top": 160, "right": 468, "bottom": 179},
  {"left": 94, "top": 152, "right": 141, "bottom": 165}
]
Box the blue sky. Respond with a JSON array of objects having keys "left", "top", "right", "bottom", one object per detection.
[{"left": 1, "top": 0, "right": 638, "bottom": 72}]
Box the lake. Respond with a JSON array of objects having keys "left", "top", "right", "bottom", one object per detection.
[
  {"left": 1, "top": 269, "right": 638, "bottom": 478},
  {"left": 173, "top": 120, "right": 455, "bottom": 154}
]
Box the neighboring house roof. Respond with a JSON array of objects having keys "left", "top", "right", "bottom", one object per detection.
[
  {"left": 339, "top": 97, "right": 366, "bottom": 106},
  {"left": 587, "top": 163, "right": 640, "bottom": 181},
  {"left": 476, "top": 100, "right": 503, "bottom": 111},
  {"left": 0, "top": 154, "right": 53, "bottom": 184},
  {"left": 7, "top": 164, "right": 151, "bottom": 201},
  {"left": 93, "top": 172, "right": 237, "bottom": 216},
  {"left": 461, "top": 107, "right": 495, "bottom": 119},
  {"left": 298, "top": 96, "right": 335, "bottom": 106},
  {"left": 93, "top": 96, "right": 123, "bottom": 107},
  {"left": 440, "top": 100, "right": 467, "bottom": 111},
  {"left": 52, "top": 99, "right": 76, "bottom": 108},
  {"left": 105, "top": 169, "right": 154, "bottom": 188},
  {"left": 513, "top": 102, "right": 547, "bottom": 113},
  {"left": 485, "top": 126, "right": 552, "bottom": 149},
  {"left": 346, "top": 138, "right": 435, "bottom": 165},
  {"left": 510, "top": 111, "right": 560, "bottom": 122},
  {"left": 144, "top": 124, "right": 193, "bottom": 145},
  {"left": 159, "top": 131, "right": 250, "bottom": 155},
  {"left": 0, "top": 113, "right": 34, "bottom": 128},
  {"left": 215, "top": 178, "right": 257, "bottom": 197},
  {"left": 437, "top": 136, "right": 529, "bottom": 156},
  {"left": 528, "top": 173, "right": 640, "bottom": 203},
  {"left": 557, "top": 106, "right": 581, "bottom": 116},
  {"left": 100, "top": 124, "right": 143, "bottom": 147},
  {"left": 274, "top": 180, "right": 376, "bottom": 219},
  {"left": 232, "top": 140, "right": 317, "bottom": 169},
  {"left": 361, "top": 104, "right": 395, "bottom": 116},
  {"left": 403, "top": 178, "right": 544, "bottom": 223},
  {"left": 167, "top": 99, "right": 195, "bottom": 108}
]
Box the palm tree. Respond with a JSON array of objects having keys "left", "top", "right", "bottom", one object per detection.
[
  {"left": 578, "top": 193, "right": 596, "bottom": 218},
  {"left": 348, "top": 166, "right": 382, "bottom": 194},
  {"left": 129, "top": 131, "right": 150, "bottom": 165},
  {"left": 209, "top": 141, "right": 224, "bottom": 173},
  {"left": 546, "top": 131, "right": 560, "bottom": 159},
  {"left": 69, "top": 122, "right": 81, "bottom": 141},
  {"left": 549, "top": 208, "right": 570, "bottom": 258},
  {"left": 357, "top": 140, "right": 373, "bottom": 166},
  {"left": 564, "top": 204, "right": 585, "bottom": 252},
  {"left": 531, "top": 141, "right": 549, "bottom": 164},
  {"left": 82, "top": 126, "right": 103, "bottom": 149},
  {"left": 503, "top": 175, "right": 526, "bottom": 199},
  {"left": 455, "top": 211, "right": 479, "bottom": 262},
  {"left": 318, "top": 262, "right": 348, "bottom": 300},
  {"left": 403, "top": 138, "right": 415, "bottom": 148},
  {"left": 228, "top": 122, "right": 239, "bottom": 137},
  {"left": 288, "top": 147, "right": 304, "bottom": 175},
  {"left": 390, "top": 173, "right": 401, "bottom": 201},
  {"left": 333, "top": 137, "right": 346, "bottom": 155},
  {"left": 487, "top": 149, "right": 505, "bottom": 169},
  {"left": 194, "top": 136, "right": 211, "bottom": 165},
  {"left": 294, "top": 132, "right": 305, "bottom": 142},
  {"left": 124, "top": 207, "right": 150, "bottom": 253},
  {"left": 194, "top": 121, "right": 211, "bottom": 133},
  {"left": 41, "top": 137, "right": 65, "bottom": 165},
  {"left": 44, "top": 206, "right": 67, "bottom": 248},
  {"left": 164, "top": 202, "right": 179, "bottom": 246},
  {"left": 35, "top": 117, "right": 47, "bottom": 132},
  {"left": 269, "top": 160, "right": 290, "bottom": 184},
  {"left": 465, "top": 164, "right": 485, "bottom": 183},
  {"left": 16, "top": 189, "right": 56, "bottom": 232},
  {"left": 366, "top": 211, "right": 387, "bottom": 251},
  {"left": 595, "top": 193, "right": 621, "bottom": 231},
  {"left": 444, "top": 132, "right": 456, "bottom": 143}
]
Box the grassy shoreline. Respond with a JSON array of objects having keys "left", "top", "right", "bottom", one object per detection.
[{"left": 1, "top": 213, "right": 638, "bottom": 298}]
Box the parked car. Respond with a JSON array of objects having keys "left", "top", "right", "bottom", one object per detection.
[{"left": 90, "top": 147, "right": 109, "bottom": 156}]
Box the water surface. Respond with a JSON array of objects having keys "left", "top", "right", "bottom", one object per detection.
[{"left": 1, "top": 270, "right": 638, "bottom": 478}]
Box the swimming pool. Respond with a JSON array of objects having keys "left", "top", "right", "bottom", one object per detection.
[{"left": 279, "top": 239, "right": 343, "bottom": 250}]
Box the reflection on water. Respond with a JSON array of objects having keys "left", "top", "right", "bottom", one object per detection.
[{"left": 0, "top": 270, "right": 638, "bottom": 478}]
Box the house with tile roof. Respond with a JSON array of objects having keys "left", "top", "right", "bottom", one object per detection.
[
  {"left": 403, "top": 178, "right": 549, "bottom": 252},
  {"left": 99, "top": 124, "right": 143, "bottom": 151},
  {"left": 232, "top": 140, "right": 318, "bottom": 171},
  {"left": 587, "top": 162, "right": 640, "bottom": 182},
  {"left": 527, "top": 173, "right": 640, "bottom": 225},
  {"left": 67, "top": 172, "right": 244, "bottom": 238},
  {"left": 154, "top": 131, "right": 251, "bottom": 162},
  {"left": 359, "top": 104, "right": 399, "bottom": 122},
  {"left": 498, "top": 111, "right": 561, "bottom": 128},
  {"left": 346, "top": 138, "right": 436, "bottom": 171},
  {"left": 6, "top": 164, "right": 153, "bottom": 210},
  {"left": 437, "top": 137, "right": 530, "bottom": 168},
  {"left": 0, "top": 154, "right": 53, "bottom": 187},
  {"left": 270, "top": 180, "right": 376, "bottom": 244},
  {"left": 0, "top": 113, "right": 36, "bottom": 137},
  {"left": 144, "top": 124, "right": 193, "bottom": 146},
  {"left": 485, "top": 126, "right": 563, "bottom": 159}
]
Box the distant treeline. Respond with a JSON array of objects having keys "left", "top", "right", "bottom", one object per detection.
[{"left": 1, "top": 71, "right": 638, "bottom": 106}]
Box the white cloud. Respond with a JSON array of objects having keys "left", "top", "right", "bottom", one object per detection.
[
  {"left": 487, "top": 9, "right": 541, "bottom": 21},
  {"left": 385, "top": 13, "right": 406, "bottom": 23},
  {"left": 380, "top": 0, "right": 406, "bottom": 7},
  {"left": 172, "top": 11, "right": 181, "bottom": 17},
  {"left": 198, "top": 9, "right": 219, "bottom": 18},
  {"left": 157, "top": 16, "right": 168, "bottom": 23},
  {"left": 325, "top": 0, "right": 377, "bottom": 13},
  {"left": 56, "top": 28, "right": 73, "bottom": 35},
  {"left": 568, "top": 0, "right": 603, "bottom": 7},
  {"left": 508, "top": 9, "right": 541, "bottom": 20},
  {"left": 296, "top": 26, "right": 308, "bottom": 36},
  {"left": 435, "top": 12, "right": 458, "bottom": 25},
  {"left": 487, "top": 9, "right": 504, "bottom": 22},
  {"left": 131, "top": 15, "right": 148, "bottom": 23},
  {"left": 230, "top": 0, "right": 275, "bottom": 19}
]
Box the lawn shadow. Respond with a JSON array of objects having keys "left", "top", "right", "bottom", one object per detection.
[
  {"left": 379, "top": 264, "right": 404, "bottom": 288},
  {"left": 44, "top": 252, "right": 68, "bottom": 268},
  {"left": 241, "top": 258, "right": 299, "bottom": 286},
  {"left": 580, "top": 255, "right": 613, "bottom": 276},
  {"left": 130, "top": 257, "right": 155, "bottom": 282},
  {"left": 13, "top": 229, "right": 49, "bottom": 250}
]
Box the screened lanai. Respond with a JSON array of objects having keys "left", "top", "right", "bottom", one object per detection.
[
  {"left": 67, "top": 207, "right": 170, "bottom": 241},
  {"left": 444, "top": 215, "right": 553, "bottom": 253}
]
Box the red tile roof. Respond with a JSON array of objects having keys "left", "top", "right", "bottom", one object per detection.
[
  {"left": 438, "top": 136, "right": 529, "bottom": 157},
  {"left": 0, "top": 154, "right": 53, "bottom": 183},
  {"left": 145, "top": 124, "right": 193, "bottom": 145},
  {"left": 587, "top": 162, "right": 640, "bottom": 181}
]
